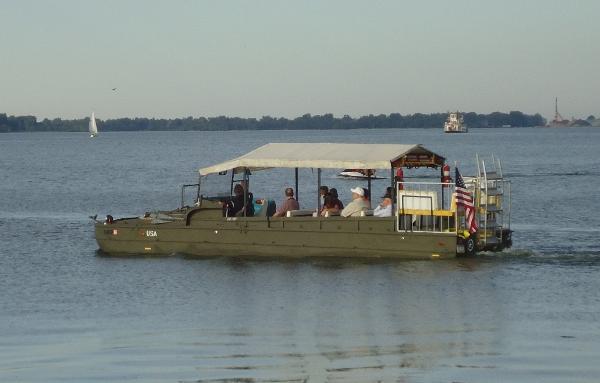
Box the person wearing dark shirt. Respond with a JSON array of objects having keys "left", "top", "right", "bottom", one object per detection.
[
  {"left": 226, "top": 183, "right": 254, "bottom": 217},
  {"left": 363, "top": 188, "right": 371, "bottom": 208},
  {"left": 320, "top": 187, "right": 344, "bottom": 216},
  {"left": 318, "top": 185, "right": 330, "bottom": 215},
  {"left": 239, "top": 180, "right": 254, "bottom": 216}
]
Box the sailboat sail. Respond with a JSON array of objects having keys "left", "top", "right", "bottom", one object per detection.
[{"left": 89, "top": 112, "right": 98, "bottom": 137}]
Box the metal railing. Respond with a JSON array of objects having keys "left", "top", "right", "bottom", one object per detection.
[
  {"left": 396, "top": 181, "right": 457, "bottom": 233},
  {"left": 475, "top": 155, "right": 512, "bottom": 248}
]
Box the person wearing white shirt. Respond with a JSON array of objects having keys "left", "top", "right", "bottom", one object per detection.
[{"left": 373, "top": 187, "right": 393, "bottom": 217}]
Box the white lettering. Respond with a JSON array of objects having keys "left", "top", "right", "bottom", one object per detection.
[{"left": 145, "top": 230, "right": 158, "bottom": 237}]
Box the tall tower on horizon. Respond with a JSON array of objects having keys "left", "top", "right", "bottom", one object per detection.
[{"left": 553, "top": 97, "right": 565, "bottom": 123}]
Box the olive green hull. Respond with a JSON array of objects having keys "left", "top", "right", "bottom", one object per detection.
[{"left": 95, "top": 214, "right": 458, "bottom": 259}]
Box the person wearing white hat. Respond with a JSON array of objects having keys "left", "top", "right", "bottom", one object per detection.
[{"left": 341, "top": 186, "right": 370, "bottom": 217}]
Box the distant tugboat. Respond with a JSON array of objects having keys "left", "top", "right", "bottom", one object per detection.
[{"left": 444, "top": 112, "right": 467, "bottom": 133}]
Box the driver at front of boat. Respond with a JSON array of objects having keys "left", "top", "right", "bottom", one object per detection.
[{"left": 225, "top": 183, "right": 254, "bottom": 217}]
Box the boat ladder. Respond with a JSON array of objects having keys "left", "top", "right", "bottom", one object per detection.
[{"left": 475, "top": 154, "right": 511, "bottom": 250}]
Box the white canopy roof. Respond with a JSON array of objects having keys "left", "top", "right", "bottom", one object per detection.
[{"left": 199, "top": 143, "right": 444, "bottom": 176}]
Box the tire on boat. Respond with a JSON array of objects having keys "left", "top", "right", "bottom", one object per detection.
[
  {"left": 465, "top": 236, "right": 477, "bottom": 256},
  {"left": 458, "top": 234, "right": 477, "bottom": 257},
  {"left": 502, "top": 229, "right": 513, "bottom": 249}
]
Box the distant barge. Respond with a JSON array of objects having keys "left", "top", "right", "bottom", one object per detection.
[{"left": 444, "top": 112, "right": 468, "bottom": 133}]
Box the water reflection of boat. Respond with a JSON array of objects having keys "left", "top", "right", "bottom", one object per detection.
[{"left": 94, "top": 143, "right": 512, "bottom": 259}]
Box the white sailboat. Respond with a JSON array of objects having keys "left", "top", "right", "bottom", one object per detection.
[{"left": 89, "top": 112, "right": 98, "bottom": 138}]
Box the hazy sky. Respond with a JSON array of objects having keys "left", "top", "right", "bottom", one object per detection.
[{"left": 1, "top": 0, "right": 599, "bottom": 120}]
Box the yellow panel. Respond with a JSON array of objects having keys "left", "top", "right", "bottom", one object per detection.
[{"left": 399, "top": 209, "right": 454, "bottom": 217}]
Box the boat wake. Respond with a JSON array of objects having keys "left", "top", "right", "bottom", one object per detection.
[
  {"left": 505, "top": 170, "right": 600, "bottom": 178},
  {"left": 479, "top": 248, "right": 600, "bottom": 266}
]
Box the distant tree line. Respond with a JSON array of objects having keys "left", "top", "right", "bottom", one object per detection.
[{"left": 0, "top": 111, "right": 547, "bottom": 133}]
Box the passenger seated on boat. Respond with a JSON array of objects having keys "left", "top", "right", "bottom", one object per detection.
[
  {"left": 320, "top": 188, "right": 343, "bottom": 216},
  {"left": 319, "top": 185, "right": 329, "bottom": 207},
  {"left": 242, "top": 181, "right": 255, "bottom": 216},
  {"left": 363, "top": 188, "right": 372, "bottom": 209},
  {"left": 373, "top": 187, "right": 393, "bottom": 217},
  {"left": 226, "top": 184, "right": 254, "bottom": 217},
  {"left": 341, "top": 187, "right": 370, "bottom": 217},
  {"left": 254, "top": 199, "right": 276, "bottom": 217},
  {"left": 273, "top": 187, "right": 299, "bottom": 217}
]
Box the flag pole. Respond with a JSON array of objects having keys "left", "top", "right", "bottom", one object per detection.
[{"left": 454, "top": 161, "right": 459, "bottom": 232}]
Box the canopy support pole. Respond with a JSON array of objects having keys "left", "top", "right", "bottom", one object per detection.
[
  {"left": 295, "top": 168, "right": 299, "bottom": 203},
  {"left": 317, "top": 168, "right": 322, "bottom": 212},
  {"left": 197, "top": 174, "right": 202, "bottom": 204},
  {"left": 243, "top": 168, "right": 249, "bottom": 217},
  {"left": 367, "top": 171, "right": 372, "bottom": 204},
  {"left": 390, "top": 166, "right": 395, "bottom": 212},
  {"left": 441, "top": 163, "right": 445, "bottom": 210}
]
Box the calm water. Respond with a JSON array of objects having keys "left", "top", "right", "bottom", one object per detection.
[{"left": 1, "top": 128, "right": 600, "bottom": 383}]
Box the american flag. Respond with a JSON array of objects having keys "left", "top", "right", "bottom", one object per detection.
[{"left": 455, "top": 168, "right": 478, "bottom": 234}]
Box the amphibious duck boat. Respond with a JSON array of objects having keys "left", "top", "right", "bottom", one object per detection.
[{"left": 94, "top": 143, "right": 512, "bottom": 259}]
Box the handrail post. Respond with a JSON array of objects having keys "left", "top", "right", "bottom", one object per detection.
[
  {"left": 197, "top": 174, "right": 202, "bottom": 204},
  {"left": 367, "top": 171, "right": 372, "bottom": 204},
  {"left": 295, "top": 167, "right": 299, "bottom": 204},
  {"left": 440, "top": 163, "right": 445, "bottom": 210},
  {"left": 243, "top": 168, "right": 249, "bottom": 217},
  {"left": 181, "top": 185, "right": 185, "bottom": 209},
  {"left": 317, "top": 168, "right": 322, "bottom": 212},
  {"left": 391, "top": 167, "right": 396, "bottom": 231}
]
